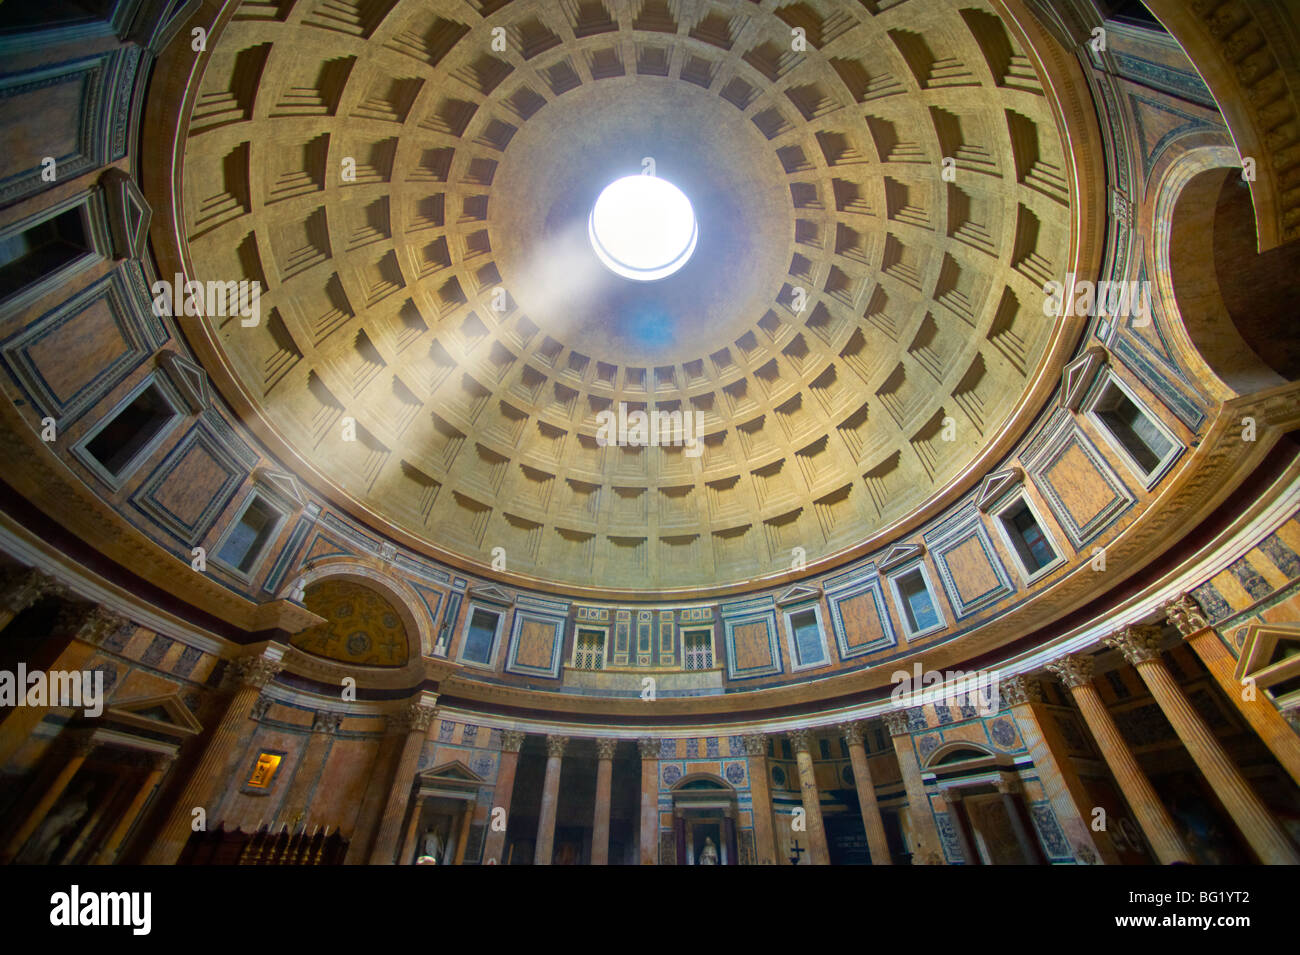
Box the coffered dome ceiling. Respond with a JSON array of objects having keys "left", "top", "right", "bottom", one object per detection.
[{"left": 173, "top": 0, "right": 1084, "bottom": 593}]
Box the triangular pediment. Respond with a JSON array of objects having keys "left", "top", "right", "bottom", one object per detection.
[
  {"left": 1059, "top": 347, "right": 1107, "bottom": 411},
  {"left": 106, "top": 694, "right": 203, "bottom": 737},
  {"left": 1234, "top": 623, "right": 1300, "bottom": 700},
  {"left": 157, "top": 352, "right": 209, "bottom": 413},
  {"left": 776, "top": 584, "right": 822, "bottom": 606},
  {"left": 976, "top": 467, "right": 1024, "bottom": 512},
  {"left": 420, "top": 760, "right": 485, "bottom": 783},
  {"left": 470, "top": 584, "right": 514, "bottom": 606},
  {"left": 257, "top": 467, "right": 305, "bottom": 508},
  {"left": 879, "top": 543, "right": 924, "bottom": 571}
]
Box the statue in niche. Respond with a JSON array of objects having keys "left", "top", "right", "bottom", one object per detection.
[
  {"left": 19, "top": 779, "right": 95, "bottom": 864},
  {"left": 698, "top": 836, "right": 719, "bottom": 865},
  {"left": 418, "top": 826, "right": 445, "bottom": 865}
]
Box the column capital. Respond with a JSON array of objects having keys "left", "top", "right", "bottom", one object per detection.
[
  {"left": 839, "top": 721, "right": 866, "bottom": 746},
  {"left": 788, "top": 728, "right": 814, "bottom": 754},
  {"left": 941, "top": 786, "right": 964, "bottom": 802},
  {"left": 742, "top": 733, "right": 768, "bottom": 756},
  {"left": 1163, "top": 593, "right": 1211, "bottom": 637},
  {"left": 399, "top": 700, "right": 438, "bottom": 734},
  {"left": 883, "top": 709, "right": 911, "bottom": 737},
  {"left": 58, "top": 604, "right": 130, "bottom": 644},
  {"left": 595, "top": 738, "right": 618, "bottom": 760},
  {"left": 545, "top": 734, "right": 568, "bottom": 758},
  {"left": 1104, "top": 624, "right": 1165, "bottom": 666},
  {"left": 637, "top": 736, "right": 659, "bottom": 760},
  {"left": 1046, "top": 653, "right": 1094, "bottom": 688},
  {"left": 312, "top": 711, "right": 343, "bottom": 735},
  {"left": 1000, "top": 674, "right": 1043, "bottom": 706},
  {"left": 1, "top": 566, "right": 62, "bottom": 614},
  {"left": 500, "top": 730, "right": 526, "bottom": 753},
  {"left": 228, "top": 653, "right": 285, "bottom": 691}
]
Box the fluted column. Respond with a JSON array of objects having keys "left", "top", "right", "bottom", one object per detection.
[
  {"left": 638, "top": 737, "right": 659, "bottom": 864},
  {"left": 94, "top": 752, "right": 174, "bottom": 864},
  {"left": 2, "top": 733, "right": 96, "bottom": 862},
  {"left": 368, "top": 693, "right": 438, "bottom": 864},
  {"left": 743, "top": 734, "right": 777, "bottom": 864},
  {"left": 942, "top": 788, "right": 979, "bottom": 864},
  {"left": 1165, "top": 593, "right": 1300, "bottom": 786},
  {"left": 839, "top": 721, "right": 892, "bottom": 865},
  {"left": 0, "top": 566, "right": 60, "bottom": 633},
  {"left": 1105, "top": 625, "right": 1300, "bottom": 864},
  {"left": 1001, "top": 674, "right": 1115, "bottom": 864},
  {"left": 0, "top": 604, "right": 127, "bottom": 769},
  {"left": 533, "top": 734, "right": 567, "bottom": 865},
  {"left": 997, "top": 775, "right": 1047, "bottom": 864},
  {"left": 142, "top": 646, "right": 286, "bottom": 864},
  {"left": 453, "top": 801, "right": 475, "bottom": 864},
  {"left": 482, "top": 730, "right": 525, "bottom": 864},
  {"left": 1047, "top": 653, "right": 1193, "bottom": 864},
  {"left": 343, "top": 718, "right": 406, "bottom": 863},
  {"left": 398, "top": 795, "right": 427, "bottom": 864},
  {"left": 884, "top": 709, "right": 944, "bottom": 864},
  {"left": 591, "top": 738, "right": 616, "bottom": 865},
  {"left": 279, "top": 711, "right": 341, "bottom": 826},
  {"left": 788, "top": 729, "right": 830, "bottom": 864}
]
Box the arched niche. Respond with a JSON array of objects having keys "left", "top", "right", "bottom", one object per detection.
[
  {"left": 1154, "top": 146, "right": 1300, "bottom": 398},
  {"left": 284, "top": 562, "right": 433, "bottom": 667}
]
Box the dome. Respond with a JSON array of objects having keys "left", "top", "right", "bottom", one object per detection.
[{"left": 1, "top": 0, "right": 1299, "bottom": 876}]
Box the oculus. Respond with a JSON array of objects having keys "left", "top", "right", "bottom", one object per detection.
[{"left": 588, "top": 175, "right": 697, "bottom": 281}]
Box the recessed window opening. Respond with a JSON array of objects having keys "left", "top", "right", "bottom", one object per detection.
[
  {"left": 573, "top": 627, "right": 605, "bottom": 670},
  {"left": 0, "top": 208, "right": 91, "bottom": 300},
  {"left": 897, "top": 569, "right": 940, "bottom": 633},
  {"left": 462, "top": 607, "right": 500, "bottom": 665},
  {"left": 84, "top": 382, "right": 177, "bottom": 479},
  {"left": 1001, "top": 500, "right": 1057, "bottom": 574},
  {"left": 788, "top": 608, "right": 826, "bottom": 666},
  {"left": 217, "top": 494, "right": 282, "bottom": 574},
  {"left": 1093, "top": 380, "right": 1173, "bottom": 475},
  {"left": 683, "top": 629, "right": 713, "bottom": 670}
]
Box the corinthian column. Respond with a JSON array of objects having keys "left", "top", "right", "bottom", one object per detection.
[
  {"left": 142, "top": 645, "right": 286, "bottom": 864},
  {"left": 1001, "top": 674, "right": 1114, "bottom": 864},
  {"left": 482, "top": 730, "right": 525, "bottom": 865},
  {"left": 638, "top": 737, "right": 659, "bottom": 864},
  {"left": 884, "top": 709, "right": 944, "bottom": 864},
  {"left": 743, "top": 734, "right": 777, "bottom": 864},
  {"left": 591, "top": 738, "right": 617, "bottom": 865},
  {"left": 840, "top": 721, "right": 891, "bottom": 865},
  {"left": 533, "top": 734, "right": 568, "bottom": 865},
  {"left": 367, "top": 693, "right": 438, "bottom": 864},
  {"left": 1105, "top": 625, "right": 1300, "bottom": 864},
  {"left": 788, "top": 729, "right": 829, "bottom": 864},
  {"left": 1165, "top": 593, "right": 1300, "bottom": 785},
  {"left": 1046, "top": 653, "right": 1192, "bottom": 864}
]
